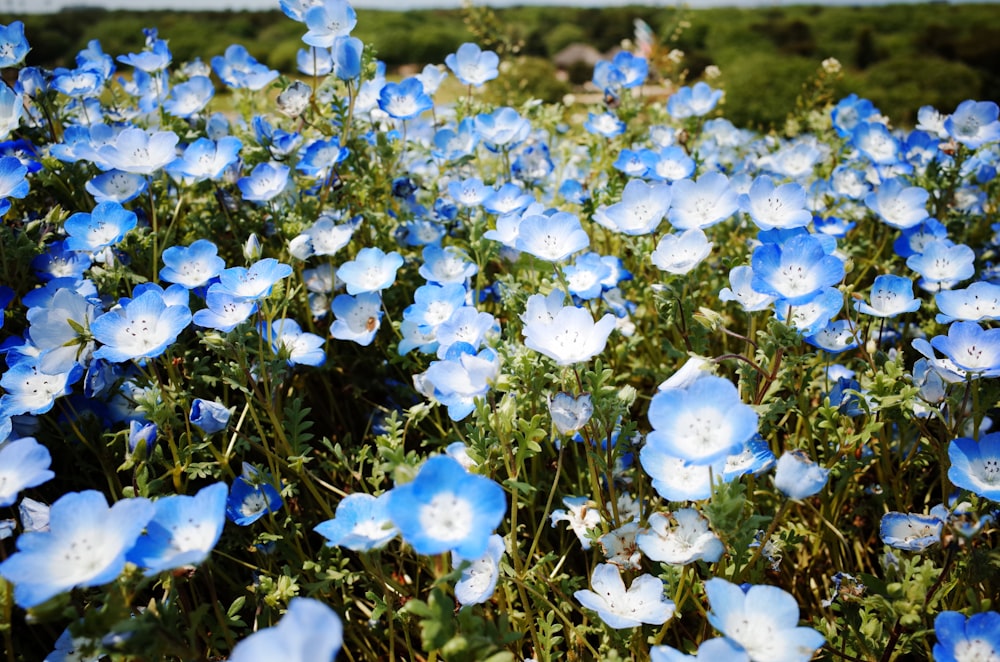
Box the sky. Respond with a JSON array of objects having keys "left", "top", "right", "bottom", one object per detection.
[{"left": 6, "top": 0, "right": 997, "bottom": 12}]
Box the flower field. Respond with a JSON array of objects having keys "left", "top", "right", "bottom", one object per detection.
[{"left": 0, "top": 2, "right": 998, "bottom": 660}]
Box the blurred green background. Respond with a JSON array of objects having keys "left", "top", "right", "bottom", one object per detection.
[{"left": 10, "top": 3, "right": 1000, "bottom": 128}]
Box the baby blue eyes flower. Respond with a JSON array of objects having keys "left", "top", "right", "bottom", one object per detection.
[
  {"left": 704, "top": 578, "right": 824, "bottom": 662},
  {"left": 211, "top": 44, "right": 279, "bottom": 91},
  {"left": 926, "top": 321, "right": 1000, "bottom": 378},
  {"left": 260, "top": 318, "right": 326, "bottom": 367},
  {"left": 948, "top": 433, "right": 1000, "bottom": 502},
  {"left": 302, "top": 0, "right": 358, "bottom": 48},
  {"left": 0, "top": 21, "right": 30, "bottom": 68},
  {"left": 85, "top": 170, "right": 148, "bottom": 204},
  {"left": 229, "top": 597, "right": 343, "bottom": 662},
  {"left": 91, "top": 290, "right": 192, "bottom": 363},
  {"left": 548, "top": 392, "right": 594, "bottom": 435},
  {"left": 935, "top": 281, "right": 1000, "bottom": 323},
  {"left": 127, "top": 482, "right": 228, "bottom": 575},
  {"left": 378, "top": 78, "right": 433, "bottom": 121},
  {"left": 933, "top": 610, "right": 1000, "bottom": 662},
  {"left": 474, "top": 106, "right": 531, "bottom": 150},
  {"left": 944, "top": 100, "right": 1000, "bottom": 149},
  {"left": 906, "top": 239, "right": 976, "bottom": 291},
  {"left": 750, "top": 233, "right": 845, "bottom": 306},
  {"left": 651, "top": 638, "right": 749, "bottom": 662},
  {"left": 189, "top": 398, "right": 232, "bottom": 435},
  {"left": 160, "top": 239, "right": 226, "bottom": 290},
  {"left": 226, "top": 464, "right": 284, "bottom": 526},
  {"left": 96, "top": 127, "right": 179, "bottom": 175},
  {"left": 651, "top": 229, "right": 713, "bottom": 275},
  {"left": 0, "top": 437, "right": 54, "bottom": 508},
  {"left": 865, "top": 178, "right": 930, "bottom": 230},
  {"left": 314, "top": 492, "right": 398, "bottom": 551},
  {"left": 337, "top": 247, "right": 404, "bottom": 295},
  {"left": 0, "top": 490, "right": 154, "bottom": 608},
  {"left": 453, "top": 533, "right": 504, "bottom": 606},
  {"left": 597, "top": 179, "right": 671, "bottom": 236},
  {"left": 667, "top": 81, "right": 723, "bottom": 119},
  {"left": 216, "top": 258, "right": 294, "bottom": 301},
  {"left": 574, "top": 563, "right": 675, "bottom": 629},
  {"left": 854, "top": 274, "right": 921, "bottom": 318},
  {"left": 773, "top": 450, "right": 830, "bottom": 500},
  {"left": 668, "top": 172, "right": 739, "bottom": 230},
  {"left": 740, "top": 175, "right": 811, "bottom": 231},
  {"left": 63, "top": 201, "right": 138, "bottom": 253},
  {"left": 522, "top": 299, "right": 616, "bottom": 366},
  {"left": 515, "top": 211, "right": 590, "bottom": 262},
  {"left": 238, "top": 161, "right": 291, "bottom": 203},
  {"left": 0, "top": 83, "right": 23, "bottom": 140},
  {"left": 330, "top": 292, "right": 383, "bottom": 346},
  {"left": 646, "top": 375, "right": 758, "bottom": 465},
  {"left": 636, "top": 509, "right": 724, "bottom": 565},
  {"left": 387, "top": 454, "right": 506, "bottom": 559},
  {"left": 445, "top": 42, "right": 500, "bottom": 87},
  {"left": 880, "top": 511, "right": 943, "bottom": 551}
]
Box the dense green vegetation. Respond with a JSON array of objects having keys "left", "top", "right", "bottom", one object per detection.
[{"left": 9, "top": 2, "right": 1000, "bottom": 128}]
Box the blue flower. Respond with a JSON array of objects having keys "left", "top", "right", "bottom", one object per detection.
[
  {"left": 163, "top": 75, "right": 214, "bottom": 118},
  {"left": 0, "top": 360, "right": 83, "bottom": 417},
  {"left": 332, "top": 36, "right": 363, "bottom": 80},
  {"left": 831, "top": 93, "right": 879, "bottom": 137},
  {"left": 641, "top": 145, "right": 696, "bottom": 182},
  {"left": 751, "top": 233, "right": 845, "bottom": 306},
  {"left": 453, "top": 533, "right": 504, "bottom": 606},
  {"left": 91, "top": 289, "right": 191, "bottom": 363},
  {"left": 522, "top": 299, "right": 616, "bottom": 366},
  {"left": 336, "top": 247, "right": 404, "bottom": 295},
  {"left": 445, "top": 42, "right": 499, "bottom": 87},
  {"left": 597, "top": 179, "right": 670, "bottom": 236},
  {"left": 667, "top": 82, "right": 723, "bottom": 119},
  {"left": 117, "top": 34, "right": 172, "bottom": 73},
  {"left": 160, "top": 239, "right": 226, "bottom": 290},
  {"left": 740, "top": 175, "right": 811, "bottom": 231},
  {"left": 906, "top": 239, "right": 975, "bottom": 291},
  {"left": 378, "top": 78, "right": 433, "bottom": 121},
  {"left": 215, "top": 258, "right": 294, "bottom": 301},
  {"left": 933, "top": 610, "right": 1000, "bottom": 662},
  {"left": 854, "top": 274, "right": 921, "bottom": 318},
  {"left": 646, "top": 375, "right": 758, "bottom": 465},
  {"left": 238, "top": 161, "right": 290, "bottom": 203},
  {"left": 229, "top": 598, "right": 342, "bottom": 662},
  {"left": 96, "top": 127, "right": 179, "bottom": 175},
  {"left": 584, "top": 111, "right": 626, "bottom": 138},
  {"left": 851, "top": 121, "right": 900, "bottom": 165},
  {"left": 127, "top": 482, "right": 228, "bottom": 574},
  {"left": 0, "top": 83, "right": 22, "bottom": 140},
  {"left": 948, "top": 433, "right": 1000, "bottom": 502},
  {"left": 474, "top": 106, "right": 531, "bottom": 150},
  {"left": 879, "top": 511, "right": 943, "bottom": 551},
  {"left": 260, "top": 317, "right": 326, "bottom": 367},
  {"left": 935, "top": 281, "right": 1000, "bottom": 324},
  {"left": 563, "top": 252, "right": 613, "bottom": 300},
  {"left": 0, "top": 155, "right": 28, "bottom": 217},
  {"left": 515, "top": 211, "right": 589, "bottom": 262},
  {"left": 574, "top": 563, "right": 675, "bottom": 629},
  {"left": 166, "top": 136, "right": 242, "bottom": 184},
  {"left": 548, "top": 392, "right": 594, "bottom": 435},
  {"left": 419, "top": 245, "right": 477, "bottom": 285},
  {"left": 421, "top": 345, "right": 500, "bottom": 421},
  {"left": 651, "top": 229, "right": 713, "bottom": 275},
  {"left": 189, "top": 399, "right": 232, "bottom": 435},
  {"left": 865, "top": 178, "right": 930, "bottom": 230},
  {"left": 226, "top": 464, "right": 283, "bottom": 526},
  {"left": 192, "top": 288, "right": 258, "bottom": 332},
  {"left": 636, "top": 509, "right": 724, "bottom": 565},
  {"left": 211, "top": 44, "right": 278, "bottom": 91},
  {"left": 773, "top": 450, "right": 829, "bottom": 499},
  {"left": 387, "top": 455, "right": 506, "bottom": 559},
  {"left": 0, "top": 437, "right": 53, "bottom": 508},
  {"left": 85, "top": 170, "right": 148, "bottom": 204},
  {"left": 668, "top": 172, "right": 739, "bottom": 230},
  {"left": 128, "top": 420, "right": 157, "bottom": 457},
  {"left": 945, "top": 100, "right": 1000, "bottom": 149},
  {"left": 704, "top": 578, "right": 824, "bottom": 662},
  {"left": 0, "top": 22, "right": 30, "bottom": 68},
  {"left": 927, "top": 322, "right": 1000, "bottom": 379},
  {"left": 63, "top": 201, "right": 138, "bottom": 253},
  {"left": 302, "top": 0, "right": 357, "bottom": 47},
  {"left": 651, "top": 638, "right": 749, "bottom": 662},
  {"left": 296, "top": 137, "right": 349, "bottom": 179},
  {"left": 0, "top": 490, "right": 154, "bottom": 608},
  {"left": 314, "top": 492, "right": 398, "bottom": 551}
]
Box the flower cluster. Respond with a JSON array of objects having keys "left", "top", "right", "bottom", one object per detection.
[{"left": 0, "top": 4, "right": 999, "bottom": 660}]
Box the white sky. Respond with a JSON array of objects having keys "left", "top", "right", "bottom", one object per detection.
[{"left": 6, "top": 0, "right": 996, "bottom": 12}]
